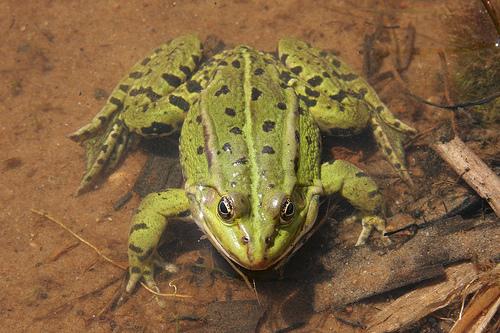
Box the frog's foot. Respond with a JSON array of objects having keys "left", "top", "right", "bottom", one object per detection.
[
  {"left": 126, "top": 253, "right": 179, "bottom": 293},
  {"left": 69, "top": 94, "right": 125, "bottom": 142},
  {"left": 369, "top": 108, "right": 416, "bottom": 186},
  {"left": 355, "top": 214, "right": 388, "bottom": 246},
  {"left": 321, "top": 160, "right": 390, "bottom": 245},
  {"left": 69, "top": 63, "right": 135, "bottom": 195},
  {"left": 71, "top": 115, "right": 135, "bottom": 195},
  {"left": 127, "top": 254, "right": 159, "bottom": 293}
]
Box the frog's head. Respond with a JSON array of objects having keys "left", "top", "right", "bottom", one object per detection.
[{"left": 189, "top": 186, "right": 320, "bottom": 270}]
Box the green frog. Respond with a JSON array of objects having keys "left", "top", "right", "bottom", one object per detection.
[{"left": 70, "top": 35, "right": 416, "bottom": 293}]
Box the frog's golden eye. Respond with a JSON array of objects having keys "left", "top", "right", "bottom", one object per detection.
[
  {"left": 218, "top": 196, "right": 235, "bottom": 222},
  {"left": 280, "top": 198, "right": 295, "bottom": 224}
]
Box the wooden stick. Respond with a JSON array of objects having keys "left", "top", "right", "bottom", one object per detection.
[
  {"left": 366, "top": 263, "right": 480, "bottom": 333},
  {"left": 428, "top": 122, "right": 500, "bottom": 217},
  {"left": 367, "top": 263, "right": 500, "bottom": 333},
  {"left": 450, "top": 285, "right": 500, "bottom": 333},
  {"left": 31, "top": 209, "right": 191, "bottom": 298}
]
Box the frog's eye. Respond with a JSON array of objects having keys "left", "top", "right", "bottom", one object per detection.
[
  {"left": 280, "top": 198, "right": 295, "bottom": 224},
  {"left": 218, "top": 196, "right": 235, "bottom": 221}
]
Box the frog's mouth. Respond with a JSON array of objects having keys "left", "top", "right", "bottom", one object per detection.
[
  {"left": 201, "top": 220, "right": 320, "bottom": 271},
  {"left": 191, "top": 198, "right": 321, "bottom": 272},
  {"left": 191, "top": 209, "right": 278, "bottom": 270},
  {"left": 203, "top": 229, "right": 285, "bottom": 271}
]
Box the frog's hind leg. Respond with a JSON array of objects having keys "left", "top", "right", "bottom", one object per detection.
[
  {"left": 70, "top": 35, "right": 203, "bottom": 194},
  {"left": 278, "top": 38, "right": 416, "bottom": 185}
]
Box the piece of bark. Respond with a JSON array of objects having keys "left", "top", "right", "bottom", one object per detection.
[
  {"left": 309, "top": 215, "right": 499, "bottom": 311},
  {"left": 450, "top": 284, "right": 500, "bottom": 333},
  {"left": 429, "top": 121, "right": 500, "bottom": 216},
  {"left": 366, "top": 263, "right": 482, "bottom": 333},
  {"left": 469, "top": 295, "right": 500, "bottom": 333}
]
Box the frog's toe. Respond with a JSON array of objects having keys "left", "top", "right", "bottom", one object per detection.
[
  {"left": 355, "top": 215, "right": 388, "bottom": 246},
  {"left": 143, "top": 269, "right": 160, "bottom": 291},
  {"left": 76, "top": 119, "right": 133, "bottom": 194},
  {"left": 108, "top": 130, "right": 138, "bottom": 171},
  {"left": 377, "top": 107, "right": 417, "bottom": 135},
  {"left": 68, "top": 123, "right": 99, "bottom": 142},
  {"left": 126, "top": 264, "right": 158, "bottom": 293},
  {"left": 126, "top": 267, "right": 143, "bottom": 293},
  {"left": 370, "top": 115, "right": 415, "bottom": 186},
  {"left": 70, "top": 96, "right": 124, "bottom": 140}
]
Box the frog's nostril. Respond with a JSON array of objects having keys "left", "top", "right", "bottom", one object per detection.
[
  {"left": 241, "top": 235, "right": 249, "bottom": 244},
  {"left": 264, "top": 233, "right": 277, "bottom": 249}
]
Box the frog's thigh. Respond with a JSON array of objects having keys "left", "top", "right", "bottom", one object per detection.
[
  {"left": 127, "top": 188, "right": 190, "bottom": 292},
  {"left": 321, "top": 160, "right": 385, "bottom": 245},
  {"left": 308, "top": 96, "right": 371, "bottom": 135},
  {"left": 121, "top": 93, "right": 191, "bottom": 138},
  {"left": 72, "top": 35, "right": 201, "bottom": 140}
]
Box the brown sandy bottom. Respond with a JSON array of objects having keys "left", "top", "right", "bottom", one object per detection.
[{"left": 1, "top": 1, "right": 498, "bottom": 332}]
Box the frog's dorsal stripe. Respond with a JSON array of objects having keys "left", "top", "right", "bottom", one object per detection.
[
  {"left": 195, "top": 47, "right": 301, "bottom": 205},
  {"left": 241, "top": 47, "right": 299, "bottom": 197}
]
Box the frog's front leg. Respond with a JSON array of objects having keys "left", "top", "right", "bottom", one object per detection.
[
  {"left": 321, "top": 160, "right": 386, "bottom": 245},
  {"left": 70, "top": 35, "right": 203, "bottom": 194},
  {"left": 127, "top": 188, "right": 190, "bottom": 293}
]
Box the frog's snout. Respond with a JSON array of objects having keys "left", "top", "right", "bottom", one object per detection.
[{"left": 237, "top": 234, "right": 275, "bottom": 270}]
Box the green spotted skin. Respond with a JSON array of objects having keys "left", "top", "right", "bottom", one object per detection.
[
  {"left": 70, "top": 35, "right": 203, "bottom": 193},
  {"left": 126, "top": 189, "right": 190, "bottom": 292},
  {"left": 71, "top": 35, "right": 415, "bottom": 293},
  {"left": 180, "top": 46, "right": 322, "bottom": 269},
  {"left": 278, "top": 38, "right": 416, "bottom": 184}
]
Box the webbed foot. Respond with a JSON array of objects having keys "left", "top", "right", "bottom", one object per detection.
[
  {"left": 126, "top": 252, "right": 158, "bottom": 293},
  {"left": 70, "top": 114, "right": 135, "bottom": 194},
  {"left": 126, "top": 253, "right": 179, "bottom": 293},
  {"left": 370, "top": 107, "right": 417, "bottom": 186},
  {"left": 355, "top": 214, "right": 389, "bottom": 246}
]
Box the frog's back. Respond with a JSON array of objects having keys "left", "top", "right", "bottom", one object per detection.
[{"left": 180, "top": 46, "right": 320, "bottom": 199}]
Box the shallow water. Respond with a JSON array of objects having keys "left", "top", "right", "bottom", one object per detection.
[{"left": 1, "top": 1, "right": 499, "bottom": 332}]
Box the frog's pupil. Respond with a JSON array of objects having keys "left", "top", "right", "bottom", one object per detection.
[
  {"left": 219, "top": 201, "right": 229, "bottom": 214},
  {"left": 218, "top": 196, "right": 233, "bottom": 219},
  {"left": 280, "top": 199, "right": 295, "bottom": 221}
]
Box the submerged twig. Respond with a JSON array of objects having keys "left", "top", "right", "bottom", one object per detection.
[
  {"left": 31, "top": 209, "right": 126, "bottom": 270},
  {"left": 31, "top": 209, "right": 191, "bottom": 298},
  {"left": 438, "top": 50, "right": 452, "bottom": 104},
  {"left": 367, "top": 263, "right": 499, "bottom": 333},
  {"left": 450, "top": 285, "right": 500, "bottom": 333},
  {"left": 426, "top": 123, "right": 500, "bottom": 217},
  {"left": 480, "top": 0, "right": 500, "bottom": 36},
  {"left": 50, "top": 241, "right": 80, "bottom": 262},
  {"left": 219, "top": 250, "right": 258, "bottom": 299},
  {"left": 407, "top": 91, "right": 500, "bottom": 110},
  {"left": 33, "top": 276, "right": 122, "bottom": 322}
]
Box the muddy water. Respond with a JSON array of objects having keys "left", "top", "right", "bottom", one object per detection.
[{"left": 0, "top": 1, "right": 496, "bottom": 332}]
